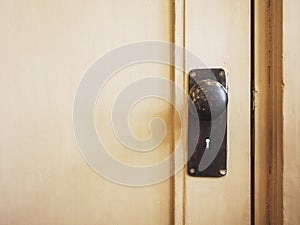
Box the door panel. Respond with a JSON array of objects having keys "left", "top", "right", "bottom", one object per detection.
[
  {"left": 0, "top": 1, "right": 173, "bottom": 225},
  {"left": 0, "top": 0, "right": 252, "bottom": 224},
  {"left": 183, "top": 0, "right": 251, "bottom": 224},
  {"left": 283, "top": 0, "right": 300, "bottom": 224}
]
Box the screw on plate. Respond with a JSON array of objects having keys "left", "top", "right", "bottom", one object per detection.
[
  {"left": 189, "top": 168, "right": 196, "bottom": 174},
  {"left": 219, "top": 71, "right": 225, "bottom": 76},
  {"left": 219, "top": 169, "right": 227, "bottom": 175},
  {"left": 190, "top": 71, "right": 197, "bottom": 77}
]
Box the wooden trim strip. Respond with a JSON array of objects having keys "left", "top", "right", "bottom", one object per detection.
[
  {"left": 254, "top": 0, "right": 283, "bottom": 224},
  {"left": 173, "top": 0, "right": 186, "bottom": 224}
]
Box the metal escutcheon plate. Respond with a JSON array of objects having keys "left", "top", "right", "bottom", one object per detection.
[{"left": 187, "top": 68, "right": 228, "bottom": 177}]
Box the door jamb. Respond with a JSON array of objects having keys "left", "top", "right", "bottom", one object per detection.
[{"left": 253, "top": 0, "right": 283, "bottom": 224}]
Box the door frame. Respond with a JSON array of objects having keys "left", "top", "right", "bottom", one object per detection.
[{"left": 253, "top": 0, "right": 283, "bottom": 224}]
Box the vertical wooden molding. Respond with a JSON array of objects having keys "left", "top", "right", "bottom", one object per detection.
[
  {"left": 254, "top": 0, "right": 283, "bottom": 224},
  {"left": 173, "top": 0, "right": 186, "bottom": 224},
  {"left": 270, "top": 1, "right": 283, "bottom": 224}
]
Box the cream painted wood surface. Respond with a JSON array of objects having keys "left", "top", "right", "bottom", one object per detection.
[
  {"left": 183, "top": 1, "right": 251, "bottom": 224},
  {"left": 0, "top": 1, "right": 174, "bottom": 225},
  {"left": 283, "top": 0, "right": 300, "bottom": 224}
]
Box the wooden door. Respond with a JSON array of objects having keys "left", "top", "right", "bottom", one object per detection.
[
  {"left": 0, "top": 1, "right": 174, "bottom": 225},
  {"left": 0, "top": 0, "right": 251, "bottom": 225}
]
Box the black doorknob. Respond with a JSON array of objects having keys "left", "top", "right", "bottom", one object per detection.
[{"left": 189, "top": 79, "right": 228, "bottom": 121}]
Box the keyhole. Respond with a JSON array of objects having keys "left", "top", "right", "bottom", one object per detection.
[{"left": 205, "top": 138, "right": 210, "bottom": 149}]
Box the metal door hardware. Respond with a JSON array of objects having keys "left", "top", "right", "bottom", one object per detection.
[{"left": 188, "top": 69, "right": 228, "bottom": 177}]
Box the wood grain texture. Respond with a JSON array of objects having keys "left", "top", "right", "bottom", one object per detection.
[
  {"left": 184, "top": 0, "right": 251, "bottom": 224},
  {"left": 173, "top": 1, "right": 186, "bottom": 225},
  {"left": 283, "top": 0, "right": 300, "bottom": 224},
  {"left": 254, "top": 1, "right": 270, "bottom": 224},
  {"left": 0, "top": 1, "right": 174, "bottom": 224},
  {"left": 254, "top": 0, "right": 284, "bottom": 224}
]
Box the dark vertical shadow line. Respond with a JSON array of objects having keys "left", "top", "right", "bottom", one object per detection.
[
  {"left": 169, "top": 1, "right": 176, "bottom": 225},
  {"left": 250, "top": 0, "right": 255, "bottom": 224},
  {"left": 182, "top": 1, "right": 186, "bottom": 224}
]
